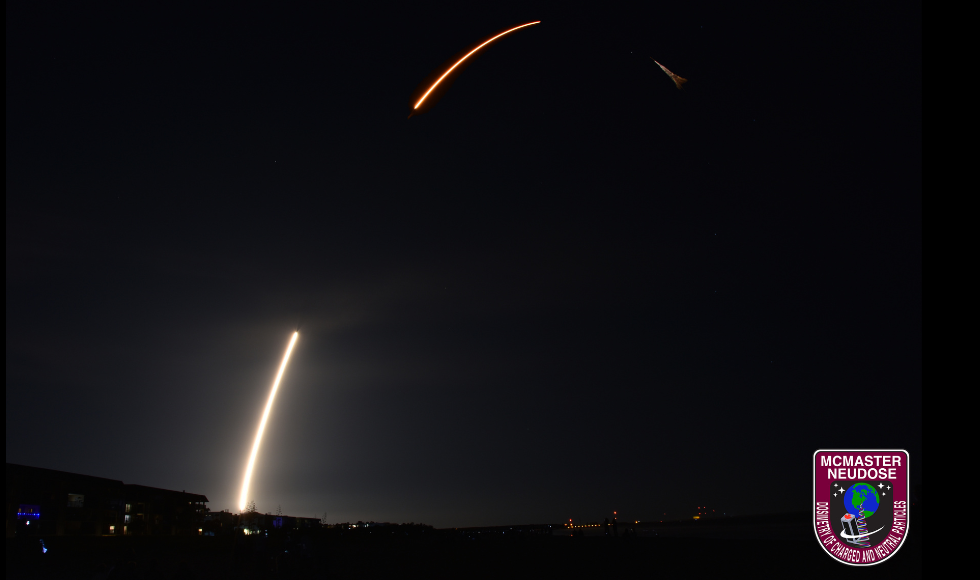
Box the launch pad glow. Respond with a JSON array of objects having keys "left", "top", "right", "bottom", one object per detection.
[{"left": 239, "top": 331, "right": 299, "bottom": 511}]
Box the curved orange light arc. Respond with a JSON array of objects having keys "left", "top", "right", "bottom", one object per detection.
[{"left": 413, "top": 21, "right": 540, "bottom": 110}]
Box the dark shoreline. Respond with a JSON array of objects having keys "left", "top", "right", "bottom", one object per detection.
[{"left": 7, "top": 512, "right": 922, "bottom": 579}]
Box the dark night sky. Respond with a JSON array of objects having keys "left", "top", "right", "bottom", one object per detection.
[{"left": 6, "top": 1, "right": 921, "bottom": 527}]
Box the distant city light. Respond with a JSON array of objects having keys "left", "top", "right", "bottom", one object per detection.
[{"left": 17, "top": 505, "right": 41, "bottom": 519}]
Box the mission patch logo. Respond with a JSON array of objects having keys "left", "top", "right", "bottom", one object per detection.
[{"left": 812, "top": 450, "right": 909, "bottom": 566}]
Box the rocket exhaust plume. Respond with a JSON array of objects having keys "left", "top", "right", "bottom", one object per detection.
[
  {"left": 652, "top": 59, "right": 688, "bottom": 89},
  {"left": 239, "top": 331, "right": 299, "bottom": 511},
  {"left": 411, "top": 21, "right": 540, "bottom": 113}
]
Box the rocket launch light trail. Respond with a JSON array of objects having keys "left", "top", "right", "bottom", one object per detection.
[
  {"left": 239, "top": 331, "right": 299, "bottom": 511},
  {"left": 652, "top": 59, "right": 688, "bottom": 89},
  {"left": 413, "top": 21, "right": 540, "bottom": 110}
]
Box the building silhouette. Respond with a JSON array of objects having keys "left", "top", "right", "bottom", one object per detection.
[{"left": 6, "top": 463, "right": 207, "bottom": 537}]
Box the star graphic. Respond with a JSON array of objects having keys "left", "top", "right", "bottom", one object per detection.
[
  {"left": 878, "top": 483, "right": 885, "bottom": 489},
  {"left": 887, "top": 485, "right": 892, "bottom": 490},
  {"left": 833, "top": 493, "right": 838, "bottom": 497}
]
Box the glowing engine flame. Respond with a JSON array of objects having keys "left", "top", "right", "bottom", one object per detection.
[
  {"left": 413, "top": 21, "right": 540, "bottom": 110},
  {"left": 652, "top": 58, "right": 688, "bottom": 89},
  {"left": 239, "top": 332, "right": 299, "bottom": 511}
]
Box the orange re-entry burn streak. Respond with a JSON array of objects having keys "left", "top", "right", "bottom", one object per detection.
[
  {"left": 239, "top": 332, "right": 299, "bottom": 511},
  {"left": 413, "top": 21, "right": 540, "bottom": 110}
]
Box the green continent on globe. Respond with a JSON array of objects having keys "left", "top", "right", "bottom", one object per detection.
[{"left": 850, "top": 483, "right": 879, "bottom": 517}]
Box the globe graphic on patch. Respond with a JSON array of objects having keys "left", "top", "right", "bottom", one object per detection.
[{"left": 844, "top": 483, "right": 880, "bottom": 518}]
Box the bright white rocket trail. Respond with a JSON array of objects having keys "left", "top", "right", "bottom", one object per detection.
[{"left": 239, "top": 331, "right": 299, "bottom": 511}]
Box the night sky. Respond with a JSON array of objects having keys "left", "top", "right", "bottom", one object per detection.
[{"left": 6, "top": 1, "right": 921, "bottom": 528}]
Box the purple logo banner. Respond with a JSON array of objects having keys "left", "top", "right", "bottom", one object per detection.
[{"left": 813, "top": 449, "right": 909, "bottom": 565}]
